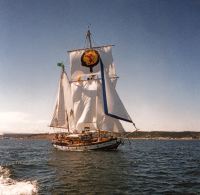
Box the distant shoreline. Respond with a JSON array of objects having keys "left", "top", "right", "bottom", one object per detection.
[
  {"left": 0, "top": 131, "right": 200, "bottom": 140},
  {"left": 125, "top": 137, "right": 200, "bottom": 140}
]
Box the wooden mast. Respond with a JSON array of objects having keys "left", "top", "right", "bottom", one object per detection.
[
  {"left": 86, "top": 29, "right": 102, "bottom": 141},
  {"left": 86, "top": 29, "right": 92, "bottom": 48}
]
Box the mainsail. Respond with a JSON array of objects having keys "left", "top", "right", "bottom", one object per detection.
[
  {"left": 70, "top": 76, "right": 127, "bottom": 133},
  {"left": 50, "top": 71, "right": 74, "bottom": 132},
  {"left": 71, "top": 79, "right": 98, "bottom": 132}
]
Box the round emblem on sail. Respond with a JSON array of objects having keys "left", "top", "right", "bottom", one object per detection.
[{"left": 81, "top": 49, "right": 100, "bottom": 72}]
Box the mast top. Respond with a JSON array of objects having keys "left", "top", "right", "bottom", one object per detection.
[
  {"left": 68, "top": 27, "right": 115, "bottom": 53},
  {"left": 86, "top": 28, "right": 92, "bottom": 48},
  {"left": 57, "top": 62, "right": 65, "bottom": 72}
]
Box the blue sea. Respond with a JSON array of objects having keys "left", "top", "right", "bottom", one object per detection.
[{"left": 0, "top": 139, "right": 200, "bottom": 194}]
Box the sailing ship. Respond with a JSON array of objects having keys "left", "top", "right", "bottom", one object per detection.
[{"left": 50, "top": 30, "right": 136, "bottom": 151}]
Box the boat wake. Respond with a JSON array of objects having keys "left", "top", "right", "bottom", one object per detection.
[{"left": 0, "top": 166, "right": 38, "bottom": 195}]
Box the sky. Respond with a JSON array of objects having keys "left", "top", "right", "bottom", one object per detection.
[{"left": 0, "top": 0, "right": 200, "bottom": 133}]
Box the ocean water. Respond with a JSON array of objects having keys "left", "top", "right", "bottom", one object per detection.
[{"left": 0, "top": 139, "right": 200, "bottom": 195}]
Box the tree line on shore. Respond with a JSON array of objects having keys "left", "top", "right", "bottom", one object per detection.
[{"left": 122, "top": 131, "right": 200, "bottom": 139}]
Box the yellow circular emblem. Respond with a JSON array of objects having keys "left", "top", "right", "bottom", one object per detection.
[{"left": 81, "top": 49, "right": 100, "bottom": 72}]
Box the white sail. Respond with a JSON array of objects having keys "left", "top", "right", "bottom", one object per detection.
[
  {"left": 96, "top": 80, "right": 125, "bottom": 133},
  {"left": 101, "top": 65, "right": 133, "bottom": 123},
  {"left": 71, "top": 80, "right": 98, "bottom": 132},
  {"left": 68, "top": 44, "right": 131, "bottom": 132},
  {"left": 50, "top": 72, "right": 74, "bottom": 131},
  {"left": 69, "top": 46, "right": 116, "bottom": 80}
]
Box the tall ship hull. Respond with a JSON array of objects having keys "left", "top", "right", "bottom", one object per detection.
[
  {"left": 52, "top": 137, "right": 122, "bottom": 151},
  {"left": 50, "top": 29, "right": 137, "bottom": 151}
]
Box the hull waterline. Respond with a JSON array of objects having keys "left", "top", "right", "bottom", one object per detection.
[{"left": 52, "top": 138, "right": 122, "bottom": 151}]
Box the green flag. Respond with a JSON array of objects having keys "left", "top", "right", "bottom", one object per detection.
[
  {"left": 57, "top": 62, "right": 65, "bottom": 72},
  {"left": 57, "top": 62, "right": 64, "bottom": 67}
]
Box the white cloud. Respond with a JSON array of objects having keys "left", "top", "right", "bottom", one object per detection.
[{"left": 0, "top": 111, "right": 50, "bottom": 134}]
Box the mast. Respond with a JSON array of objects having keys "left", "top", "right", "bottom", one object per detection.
[
  {"left": 66, "top": 114, "right": 70, "bottom": 133},
  {"left": 86, "top": 29, "right": 92, "bottom": 48},
  {"left": 86, "top": 29, "right": 100, "bottom": 136},
  {"left": 86, "top": 29, "right": 101, "bottom": 137}
]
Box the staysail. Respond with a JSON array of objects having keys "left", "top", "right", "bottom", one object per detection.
[
  {"left": 96, "top": 80, "right": 125, "bottom": 133},
  {"left": 100, "top": 58, "right": 133, "bottom": 123}
]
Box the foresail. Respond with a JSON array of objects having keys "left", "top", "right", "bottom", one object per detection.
[
  {"left": 50, "top": 72, "right": 74, "bottom": 131},
  {"left": 100, "top": 59, "right": 133, "bottom": 123},
  {"left": 69, "top": 46, "right": 116, "bottom": 80}
]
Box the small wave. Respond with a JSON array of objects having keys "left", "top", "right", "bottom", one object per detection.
[
  {"left": 0, "top": 166, "right": 38, "bottom": 195},
  {"left": 0, "top": 166, "right": 10, "bottom": 178}
]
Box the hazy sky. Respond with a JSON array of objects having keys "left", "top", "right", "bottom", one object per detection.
[{"left": 0, "top": 0, "right": 200, "bottom": 133}]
